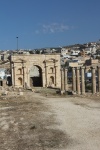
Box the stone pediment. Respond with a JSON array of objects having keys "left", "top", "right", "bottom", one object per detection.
[{"left": 11, "top": 59, "right": 26, "bottom": 63}]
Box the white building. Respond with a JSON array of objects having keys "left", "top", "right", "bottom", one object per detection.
[
  {"left": 70, "top": 49, "right": 80, "bottom": 56},
  {"left": 61, "top": 48, "right": 68, "bottom": 56},
  {"left": 0, "top": 68, "right": 6, "bottom": 79}
]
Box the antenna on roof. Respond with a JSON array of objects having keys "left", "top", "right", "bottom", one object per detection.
[{"left": 16, "top": 37, "right": 19, "bottom": 51}]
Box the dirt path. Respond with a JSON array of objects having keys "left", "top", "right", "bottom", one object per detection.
[
  {"left": 0, "top": 92, "right": 69, "bottom": 150},
  {"left": 44, "top": 97, "right": 100, "bottom": 150},
  {"left": 0, "top": 91, "right": 100, "bottom": 150}
]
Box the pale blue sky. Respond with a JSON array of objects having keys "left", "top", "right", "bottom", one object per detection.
[{"left": 0, "top": 0, "right": 100, "bottom": 50}]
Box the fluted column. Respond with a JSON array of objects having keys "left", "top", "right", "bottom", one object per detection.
[
  {"left": 45, "top": 65, "right": 48, "bottom": 87},
  {"left": 64, "top": 69, "right": 68, "bottom": 91},
  {"left": 76, "top": 67, "right": 80, "bottom": 95},
  {"left": 72, "top": 67, "right": 76, "bottom": 92},
  {"left": 55, "top": 66, "right": 57, "bottom": 86},
  {"left": 26, "top": 68, "right": 30, "bottom": 88},
  {"left": 97, "top": 66, "right": 100, "bottom": 92},
  {"left": 13, "top": 66, "right": 15, "bottom": 86},
  {"left": 22, "top": 65, "right": 25, "bottom": 88},
  {"left": 61, "top": 68, "right": 64, "bottom": 92},
  {"left": 92, "top": 67, "right": 96, "bottom": 94},
  {"left": 11, "top": 63, "right": 14, "bottom": 86},
  {"left": 81, "top": 67, "right": 85, "bottom": 95},
  {"left": 42, "top": 70, "right": 45, "bottom": 87}
]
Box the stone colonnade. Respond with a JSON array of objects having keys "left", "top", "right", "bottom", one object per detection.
[{"left": 61, "top": 66, "right": 100, "bottom": 95}]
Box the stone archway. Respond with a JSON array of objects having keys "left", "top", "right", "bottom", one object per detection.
[
  {"left": 29, "top": 65, "right": 43, "bottom": 87},
  {"left": 10, "top": 54, "right": 61, "bottom": 88}
]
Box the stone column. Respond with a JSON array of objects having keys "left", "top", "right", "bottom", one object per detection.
[
  {"left": 25, "top": 68, "right": 29, "bottom": 88},
  {"left": 45, "top": 65, "right": 48, "bottom": 87},
  {"left": 26, "top": 68, "right": 28, "bottom": 86},
  {"left": 11, "top": 63, "right": 14, "bottom": 86},
  {"left": 92, "top": 67, "right": 96, "bottom": 94},
  {"left": 97, "top": 66, "right": 100, "bottom": 92},
  {"left": 28, "top": 68, "right": 30, "bottom": 88},
  {"left": 61, "top": 68, "right": 64, "bottom": 93},
  {"left": 72, "top": 67, "right": 76, "bottom": 92},
  {"left": 55, "top": 66, "right": 57, "bottom": 87},
  {"left": 81, "top": 67, "right": 85, "bottom": 95},
  {"left": 22, "top": 63, "right": 25, "bottom": 88},
  {"left": 64, "top": 68, "right": 68, "bottom": 91},
  {"left": 42, "top": 70, "right": 45, "bottom": 87},
  {"left": 13, "top": 66, "right": 15, "bottom": 87},
  {"left": 76, "top": 67, "right": 80, "bottom": 95}
]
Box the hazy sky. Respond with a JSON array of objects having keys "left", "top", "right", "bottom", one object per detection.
[{"left": 0, "top": 0, "right": 100, "bottom": 49}]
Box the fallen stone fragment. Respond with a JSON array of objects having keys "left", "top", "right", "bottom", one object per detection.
[{"left": 19, "top": 92, "right": 23, "bottom": 95}]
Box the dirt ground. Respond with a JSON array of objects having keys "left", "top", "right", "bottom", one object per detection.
[{"left": 0, "top": 88, "right": 100, "bottom": 150}]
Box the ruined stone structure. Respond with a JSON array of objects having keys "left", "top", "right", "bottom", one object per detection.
[
  {"left": 10, "top": 54, "right": 100, "bottom": 95},
  {"left": 61, "top": 66, "right": 100, "bottom": 95},
  {"left": 10, "top": 54, "right": 61, "bottom": 88}
]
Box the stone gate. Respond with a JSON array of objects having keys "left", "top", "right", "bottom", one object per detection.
[{"left": 10, "top": 54, "right": 61, "bottom": 88}]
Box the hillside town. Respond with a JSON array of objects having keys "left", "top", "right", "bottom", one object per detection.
[
  {"left": 0, "top": 40, "right": 100, "bottom": 89},
  {"left": 0, "top": 40, "right": 100, "bottom": 150}
]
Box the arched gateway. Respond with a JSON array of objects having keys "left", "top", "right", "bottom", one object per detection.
[
  {"left": 10, "top": 54, "right": 61, "bottom": 88},
  {"left": 30, "top": 65, "right": 43, "bottom": 87}
]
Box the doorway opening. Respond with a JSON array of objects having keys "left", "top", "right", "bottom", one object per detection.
[
  {"left": 7, "top": 76, "right": 12, "bottom": 86},
  {"left": 30, "top": 65, "right": 43, "bottom": 87},
  {"left": 0, "top": 81, "right": 3, "bottom": 86}
]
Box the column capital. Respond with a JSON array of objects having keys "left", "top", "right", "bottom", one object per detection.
[
  {"left": 22, "top": 66, "right": 26, "bottom": 68},
  {"left": 60, "top": 68, "right": 64, "bottom": 71},
  {"left": 81, "top": 66, "right": 85, "bottom": 69},
  {"left": 91, "top": 66, "right": 96, "bottom": 69},
  {"left": 65, "top": 68, "right": 68, "bottom": 71},
  {"left": 76, "top": 67, "right": 80, "bottom": 70}
]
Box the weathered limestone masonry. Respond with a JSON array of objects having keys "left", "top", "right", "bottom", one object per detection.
[
  {"left": 61, "top": 68, "right": 64, "bottom": 92},
  {"left": 10, "top": 54, "right": 100, "bottom": 95},
  {"left": 76, "top": 67, "right": 80, "bottom": 95},
  {"left": 81, "top": 67, "right": 85, "bottom": 95},
  {"left": 97, "top": 66, "right": 100, "bottom": 92},
  {"left": 64, "top": 69, "right": 68, "bottom": 91},
  {"left": 10, "top": 54, "right": 61, "bottom": 88},
  {"left": 72, "top": 67, "right": 76, "bottom": 92},
  {"left": 61, "top": 66, "right": 100, "bottom": 95},
  {"left": 92, "top": 67, "right": 96, "bottom": 94}
]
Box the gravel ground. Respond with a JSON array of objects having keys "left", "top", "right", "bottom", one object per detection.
[
  {"left": 0, "top": 90, "right": 100, "bottom": 150},
  {"left": 45, "top": 97, "right": 100, "bottom": 150}
]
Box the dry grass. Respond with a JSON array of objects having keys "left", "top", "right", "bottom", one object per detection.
[{"left": 0, "top": 88, "right": 100, "bottom": 150}]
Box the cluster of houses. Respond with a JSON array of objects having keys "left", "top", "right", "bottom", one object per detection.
[{"left": 60, "top": 42, "right": 100, "bottom": 67}]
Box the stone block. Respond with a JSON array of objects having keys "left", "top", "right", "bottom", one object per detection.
[
  {"left": 19, "top": 92, "right": 23, "bottom": 95},
  {"left": 2, "top": 90, "right": 8, "bottom": 95}
]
